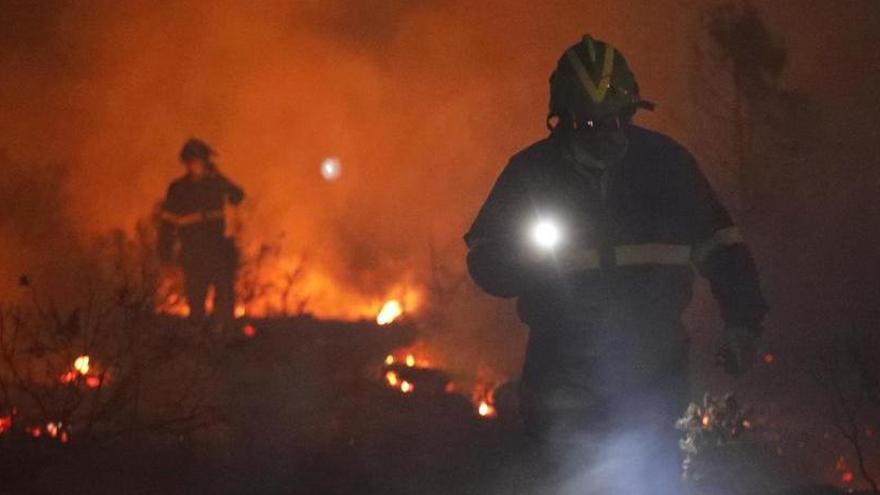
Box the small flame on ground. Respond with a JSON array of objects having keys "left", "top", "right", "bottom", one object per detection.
[
  {"left": 842, "top": 471, "right": 854, "bottom": 483},
  {"left": 477, "top": 401, "right": 497, "bottom": 419},
  {"left": 235, "top": 305, "right": 246, "bottom": 318},
  {"left": 85, "top": 376, "right": 102, "bottom": 389},
  {"left": 46, "top": 422, "right": 59, "bottom": 438},
  {"left": 384, "top": 355, "right": 395, "bottom": 366},
  {"left": 377, "top": 300, "right": 403, "bottom": 325},
  {"left": 27, "top": 426, "right": 41, "bottom": 438},
  {"left": 59, "top": 371, "right": 77, "bottom": 384},
  {"left": 74, "top": 355, "right": 90, "bottom": 375},
  {"left": 400, "top": 381, "right": 414, "bottom": 393},
  {"left": 702, "top": 415, "right": 711, "bottom": 428},
  {"left": 405, "top": 354, "right": 415, "bottom": 367},
  {"left": 385, "top": 371, "right": 399, "bottom": 387}
]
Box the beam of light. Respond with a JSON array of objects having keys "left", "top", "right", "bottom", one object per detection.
[{"left": 532, "top": 219, "right": 562, "bottom": 250}]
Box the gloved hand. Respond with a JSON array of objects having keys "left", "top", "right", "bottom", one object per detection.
[{"left": 716, "top": 324, "right": 762, "bottom": 376}]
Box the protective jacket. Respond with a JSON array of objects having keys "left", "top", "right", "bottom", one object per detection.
[
  {"left": 466, "top": 125, "right": 766, "bottom": 324},
  {"left": 158, "top": 173, "right": 244, "bottom": 261},
  {"left": 158, "top": 172, "right": 244, "bottom": 323},
  {"left": 465, "top": 125, "right": 767, "bottom": 407}
]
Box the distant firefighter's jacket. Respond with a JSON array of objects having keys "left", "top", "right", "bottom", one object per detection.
[
  {"left": 158, "top": 173, "right": 244, "bottom": 261},
  {"left": 464, "top": 125, "right": 768, "bottom": 331}
]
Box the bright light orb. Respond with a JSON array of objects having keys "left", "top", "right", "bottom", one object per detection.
[
  {"left": 532, "top": 219, "right": 561, "bottom": 250},
  {"left": 73, "top": 355, "right": 90, "bottom": 375},
  {"left": 320, "top": 157, "right": 342, "bottom": 181}
]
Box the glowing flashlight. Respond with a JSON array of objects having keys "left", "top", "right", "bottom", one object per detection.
[
  {"left": 531, "top": 219, "right": 561, "bottom": 250},
  {"left": 320, "top": 157, "right": 342, "bottom": 181}
]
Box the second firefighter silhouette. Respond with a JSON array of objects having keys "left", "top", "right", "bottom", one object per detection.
[
  {"left": 159, "top": 138, "right": 244, "bottom": 328},
  {"left": 465, "top": 36, "right": 767, "bottom": 493}
]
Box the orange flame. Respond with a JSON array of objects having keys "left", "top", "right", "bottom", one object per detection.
[
  {"left": 385, "top": 371, "right": 399, "bottom": 388},
  {"left": 377, "top": 300, "right": 403, "bottom": 326},
  {"left": 477, "top": 400, "right": 497, "bottom": 419}
]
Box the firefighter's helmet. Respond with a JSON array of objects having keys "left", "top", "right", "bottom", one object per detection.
[
  {"left": 179, "top": 138, "right": 215, "bottom": 163},
  {"left": 548, "top": 35, "right": 654, "bottom": 131}
]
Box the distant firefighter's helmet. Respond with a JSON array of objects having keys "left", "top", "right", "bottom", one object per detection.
[
  {"left": 179, "top": 138, "right": 215, "bottom": 163},
  {"left": 548, "top": 35, "right": 654, "bottom": 130}
]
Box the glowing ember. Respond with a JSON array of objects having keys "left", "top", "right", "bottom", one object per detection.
[
  {"left": 385, "top": 371, "right": 399, "bottom": 388},
  {"left": 763, "top": 352, "right": 775, "bottom": 364},
  {"left": 477, "top": 401, "right": 497, "bottom": 419},
  {"left": 74, "top": 355, "right": 90, "bottom": 375},
  {"left": 242, "top": 323, "right": 257, "bottom": 338},
  {"left": 46, "top": 422, "right": 59, "bottom": 438},
  {"left": 842, "top": 471, "right": 854, "bottom": 483},
  {"left": 742, "top": 419, "right": 752, "bottom": 429},
  {"left": 85, "top": 376, "right": 102, "bottom": 389},
  {"left": 405, "top": 354, "right": 415, "bottom": 367},
  {"left": 59, "top": 370, "right": 77, "bottom": 384},
  {"left": 384, "top": 354, "right": 395, "bottom": 366},
  {"left": 444, "top": 382, "right": 456, "bottom": 394},
  {"left": 60, "top": 431, "right": 69, "bottom": 444},
  {"left": 701, "top": 414, "right": 711, "bottom": 428},
  {"left": 0, "top": 415, "right": 11, "bottom": 434},
  {"left": 377, "top": 300, "right": 403, "bottom": 325},
  {"left": 27, "top": 426, "right": 41, "bottom": 438},
  {"left": 400, "top": 381, "right": 414, "bottom": 394},
  {"left": 235, "top": 305, "right": 246, "bottom": 318}
]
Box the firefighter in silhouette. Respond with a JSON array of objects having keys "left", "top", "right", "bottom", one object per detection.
[
  {"left": 464, "top": 36, "right": 767, "bottom": 493},
  {"left": 158, "top": 138, "right": 244, "bottom": 330}
]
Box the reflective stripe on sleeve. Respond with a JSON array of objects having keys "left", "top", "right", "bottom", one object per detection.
[
  {"left": 615, "top": 243, "right": 692, "bottom": 266},
  {"left": 160, "top": 209, "right": 225, "bottom": 227},
  {"left": 564, "top": 243, "right": 692, "bottom": 271},
  {"left": 692, "top": 226, "right": 744, "bottom": 266}
]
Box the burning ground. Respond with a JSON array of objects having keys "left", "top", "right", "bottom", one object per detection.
[{"left": 2, "top": 0, "right": 880, "bottom": 493}]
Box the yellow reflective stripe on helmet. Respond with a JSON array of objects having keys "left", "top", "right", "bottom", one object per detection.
[
  {"left": 585, "top": 36, "right": 597, "bottom": 63},
  {"left": 692, "top": 226, "right": 744, "bottom": 265},
  {"left": 565, "top": 43, "right": 616, "bottom": 104}
]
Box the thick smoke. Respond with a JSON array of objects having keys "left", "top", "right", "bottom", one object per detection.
[{"left": 2, "top": 1, "right": 880, "bottom": 452}]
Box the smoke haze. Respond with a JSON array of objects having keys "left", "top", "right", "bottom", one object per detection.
[{"left": 2, "top": 0, "right": 879, "bottom": 408}]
